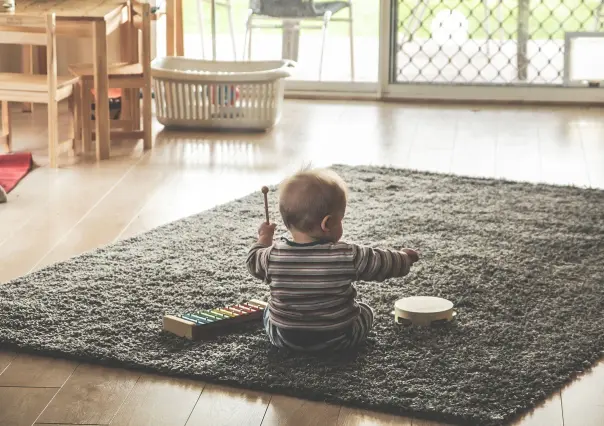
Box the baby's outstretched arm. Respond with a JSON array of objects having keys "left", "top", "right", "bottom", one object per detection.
[
  {"left": 246, "top": 222, "right": 276, "bottom": 280},
  {"left": 351, "top": 244, "right": 418, "bottom": 282}
]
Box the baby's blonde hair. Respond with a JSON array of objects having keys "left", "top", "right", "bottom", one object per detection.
[{"left": 279, "top": 168, "right": 347, "bottom": 233}]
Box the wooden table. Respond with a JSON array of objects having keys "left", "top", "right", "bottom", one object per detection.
[{"left": 6, "top": 0, "right": 128, "bottom": 161}]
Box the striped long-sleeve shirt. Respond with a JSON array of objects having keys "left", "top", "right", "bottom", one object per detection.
[{"left": 247, "top": 239, "right": 412, "bottom": 331}]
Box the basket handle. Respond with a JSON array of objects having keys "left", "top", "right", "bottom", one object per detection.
[{"left": 275, "top": 60, "right": 297, "bottom": 79}]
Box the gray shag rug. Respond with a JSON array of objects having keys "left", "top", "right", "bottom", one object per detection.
[{"left": 1, "top": 165, "right": 603, "bottom": 425}]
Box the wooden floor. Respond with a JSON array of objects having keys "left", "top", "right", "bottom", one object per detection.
[{"left": 0, "top": 100, "right": 603, "bottom": 426}]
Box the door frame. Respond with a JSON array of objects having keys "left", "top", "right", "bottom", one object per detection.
[{"left": 285, "top": 81, "right": 378, "bottom": 99}]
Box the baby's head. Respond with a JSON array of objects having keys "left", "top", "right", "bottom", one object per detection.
[{"left": 279, "top": 168, "right": 348, "bottom": 243}]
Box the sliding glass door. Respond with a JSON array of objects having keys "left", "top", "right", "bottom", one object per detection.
[{"left": 380, "top": 0, "right": 604, "bottom": 102}]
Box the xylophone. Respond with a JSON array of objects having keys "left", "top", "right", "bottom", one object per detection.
[{"left": 163, "top": 299, "right": 268, "bottom": 340}]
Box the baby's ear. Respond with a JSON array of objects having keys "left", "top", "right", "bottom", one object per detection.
[{"left": 320, "top": 215, "right": 332, "bottom": 232}]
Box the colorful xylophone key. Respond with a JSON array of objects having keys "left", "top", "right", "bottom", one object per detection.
[{"left": 162, "top": 299, "right": 268, "bottom": 340}]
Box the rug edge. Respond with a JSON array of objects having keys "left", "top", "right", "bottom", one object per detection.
[{"left": 330, "top": 163, "right": 602, "bottom": 193}]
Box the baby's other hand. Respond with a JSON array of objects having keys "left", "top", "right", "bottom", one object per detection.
[
  {"left": 258, "top": 222, "right": 277, "bottom": 244},
  {"left": 402, "top": 248, "right": 419, "bottom": 264}
]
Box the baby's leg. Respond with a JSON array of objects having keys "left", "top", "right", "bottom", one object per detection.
[
  {"left": 339, "top": 302, "right": 374, "bottom": 349},
  {"left": 263, "top": 307, "right": 289, "bottom": 349},
  {"left": 263, "top": 307, "right": 350, "bottom": 351}
]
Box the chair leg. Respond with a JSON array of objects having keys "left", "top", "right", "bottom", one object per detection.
[
  {"left": 132, "top": 89, "right": 141, "bottom": 130},
  {"left": 72, "top": 84, "right": 81, "bottom": 150},
  {"left": 197, "top": 0, "right": 205, "bottom": 59},
  {"left": 348, "top": 6, "right": 355, "bottom": 81},
  {"left": 1, "top": 101, "right": 11, "bottom": 153},
  {"left": 243, "top": 10, "right": 253, "bottom": 60},
  {"left": 122, "top": 88, "right": 134, "bottom": 131},
  {"left": 67, "top": 92, "right": 76, "bottom": 157},
  {"left": 319, "top": 11, "right": 332, "bottom": 81},
  {"left": 142, "top": 83, "right": 152, "bottom": 150},
  {"left": 227, "top": 0, "right": 237, "bottom": 59},
  {"left": 81, "top": 80, "right": 92, "bottom": 154},
  {"left": 48, "top": 100, "right": 60, "bottom": 168}
]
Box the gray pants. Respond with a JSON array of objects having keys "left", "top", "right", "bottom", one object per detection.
[{"left": 263, "top": 303, "right": 374, "bottom": 352}]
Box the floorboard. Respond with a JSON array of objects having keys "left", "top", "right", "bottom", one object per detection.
[
  {"left": 561, "top": 361, "right": 604, "bottom": 426},
  {"left": 0, "top": 387, "right": 58, "bottom": 426},
  {"left": 36, "top": 364, "right": 139, "bottom": 425},
  {"left": 0, "top": 353, "right": 77, "bottom": 388},
  {"left": 513, "top": 392, "right": 564, "bottom": 426},
  {"left": 109, "top": 374, "right": 205, "bottom": 426},
  {"left": 336, "top": 407, "right": 413, "bottom": 426},
  {"left": 0, "top": 350, "right": 15, "bottom": 374},
  {"left": 261, "top": 395, "right": 341, "bottom": 426},
  {"left": 185, "top": 384, "right": 271, "bottom": 426}
]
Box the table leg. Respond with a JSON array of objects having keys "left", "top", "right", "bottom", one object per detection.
[
  {"left": 120, "top": 7, "right": 135, "bottom": 131},
  {"left": 1, "top": 101, "right": 12, "bottom": 152},
  {"left": 82, "top": 80, "right": 92, "bottom": 154},
  {"left": 93, "top": 20, "right": 110, "bottom": 161},
  {"left": 166, "top": 0, "right": 175, "bottom": 56},
  {"left": 130, "top": 10, "right": 141, "bottom": 131},
  {"left": 21, "top": 45, "right": 33, "bottom": 112},
  {"left": 282, "top": 20, "right": 300, "bottom": 62},
  {"left": 176, "top": 0, "right": 184, "bottom": 56}
]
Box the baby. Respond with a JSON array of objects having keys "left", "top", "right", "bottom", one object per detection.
[{"left": 247, "top": 168, "right": 419, "bottom": 352}]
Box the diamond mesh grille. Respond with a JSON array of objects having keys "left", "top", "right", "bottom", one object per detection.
[{"left": 394, "top": 0, "right": 604, "bottom": 85}]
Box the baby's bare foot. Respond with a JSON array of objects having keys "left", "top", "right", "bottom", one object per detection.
[{"left": 402, "top": 248, "right": 419, "bottom": 263}]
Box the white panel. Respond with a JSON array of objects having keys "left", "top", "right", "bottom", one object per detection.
[{"left": 568, "top": 36, "right": 604, "bottom": 82}]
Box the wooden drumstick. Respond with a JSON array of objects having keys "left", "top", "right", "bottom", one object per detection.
[{"left": 261, "top": 186, "right": 270, "bottom": 224}]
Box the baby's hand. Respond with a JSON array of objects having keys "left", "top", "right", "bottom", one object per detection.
[
  {"left": 402, "top": 248, "right": 419, "bottom": 264},
  {"left": 258, "top": 222, "right": 276, "bottom": 245}
]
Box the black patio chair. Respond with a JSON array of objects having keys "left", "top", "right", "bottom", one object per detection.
[{"left": 243, "top": 0, "right": 355, "bottom": 80}]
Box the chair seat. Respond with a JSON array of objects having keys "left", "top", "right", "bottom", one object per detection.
[
  {"left": 0, "top": 73, "right": 78, "bottom": 92},
  {"left": 68, "top": 63, "right": 143, "bottom": 79},
  {"left": 313, "top": 1, "right": 350, "bottom": 16},
  {"left": 252, "top": 1, "right": 350, "bottom": 18}
]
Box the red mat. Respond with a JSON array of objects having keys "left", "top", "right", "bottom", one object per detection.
[{"left": 0, "top": 152, "right": 33, "bottom": 193}]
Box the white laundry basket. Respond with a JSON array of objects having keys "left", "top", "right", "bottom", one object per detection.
[{"left": 151, "top": 57, "right": 295, "bottom": 131}]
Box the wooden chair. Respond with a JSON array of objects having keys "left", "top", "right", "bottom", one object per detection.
[
  {"left": 0, "top": 13, "right": 80, "bottom": 168},
  {"left": 68, "top": 0, "right": 152, "bottom": 153}
]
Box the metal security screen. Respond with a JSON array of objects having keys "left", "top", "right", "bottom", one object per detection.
[{"left": 393, "top": 0, "right": 604, "bottom": 85}]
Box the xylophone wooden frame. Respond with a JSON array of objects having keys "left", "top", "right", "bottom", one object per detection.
[{"left": 163, "top": 299, "right": 268, "bottom": 340}]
